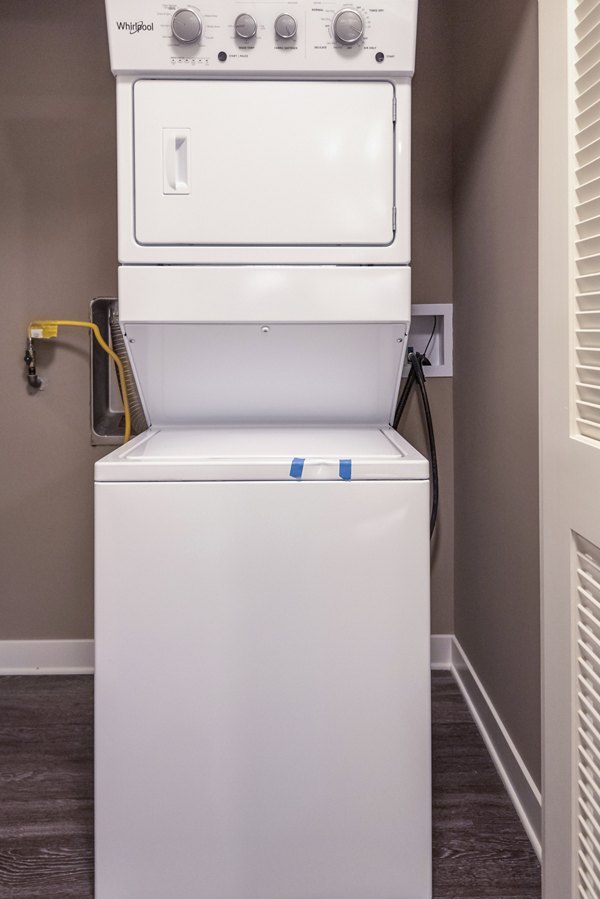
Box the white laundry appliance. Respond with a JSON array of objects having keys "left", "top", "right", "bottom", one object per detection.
[{"left": 96, "top": 2, "right": 430, "bottom": 898}]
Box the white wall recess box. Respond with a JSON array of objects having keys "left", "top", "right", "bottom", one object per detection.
[{"left": 405, "top": 303, "right": 453, "bottom": 377}]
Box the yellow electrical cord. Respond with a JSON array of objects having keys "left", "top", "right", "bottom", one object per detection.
[{"left": 28, "top": 320, "right": 132, "bottom": 443}]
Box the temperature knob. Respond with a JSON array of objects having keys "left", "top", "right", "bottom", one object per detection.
[
  {"left": 275, "top": 13, "right": 297, "bottom": 40},
  {"left": 171, "top": 7, "right": 203, "bottom": 43},
  {"left": 332, "top": 7, "right": 364, "bottom": 45},
  {"left": 235, "top": 13, "right": 257, "bottom": 39}
]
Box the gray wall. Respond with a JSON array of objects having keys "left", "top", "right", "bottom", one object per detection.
[
  {"left": 0, "top": 0, "right": 540, "bottom": 790},
  {"left": 450, "top": 0, "right": 540, "bottom": 787},
  {"left": 405, "top": 0, "right": 455, "bottom": 635},
  {"left": 0, "top": 0, "right": 456, "bottom": 640},
  {"left": 0, "top": 1, "right": 116, "bottom": 638}
]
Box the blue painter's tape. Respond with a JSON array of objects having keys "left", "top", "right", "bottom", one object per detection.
[
  {"left": 289, "top": 457, "right": 305, "bottom": 480},
  {"left": 339, "top": 459, "right": 352, "bottom": 481}
]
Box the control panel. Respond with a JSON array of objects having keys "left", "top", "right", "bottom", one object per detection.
[{"left": 105, "top": 0, "right": 418, "bottom": 75}]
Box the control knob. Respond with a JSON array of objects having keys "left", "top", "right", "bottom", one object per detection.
[
  {"left": 171, "top": 6, "right": 202, "bottom": 43},
  {"left": 332, "top": 7, "right": 364, "bottom": 45},
  {"left": 235, "top": 13, "right": 257, "bottom": 39},
  {"left": 275, "top": 13, "right": 297, "bottom": 40}
]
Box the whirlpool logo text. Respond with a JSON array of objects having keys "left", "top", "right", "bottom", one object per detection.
[{"left": 116, "top": 21, "right": 154, "bottom": 34}]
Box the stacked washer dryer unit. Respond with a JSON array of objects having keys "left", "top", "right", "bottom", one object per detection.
[{"left": 98, "top": 2, "right": 429, "bottom": 897}]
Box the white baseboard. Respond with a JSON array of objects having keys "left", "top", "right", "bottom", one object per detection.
[
  {"left": 0, "top": 635, "right": 455, "bottom": 675},
  {"left": 430, "top": 633, "right": 453, "bottom": 669},
  {"left": 0, "top": 640, "right": 94, "bottom": 675},
  {"left": 439, "top": 636, "right": 542, "bottom": 861},
  {"left": 0, "top": 633, "right": 541, "bottom": 859}
]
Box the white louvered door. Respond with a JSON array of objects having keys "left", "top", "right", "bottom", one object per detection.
[
  {"left": 541, "top": 1, "right": 600, "bottom": 897},
  {"left": 575, "top": 536, "right": 600, "bottom": 897},
  {"left": 576, "top": 0, "right": 600, "bottom": 443}
]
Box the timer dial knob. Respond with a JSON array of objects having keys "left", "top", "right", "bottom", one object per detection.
[
  {"left": 333, "top": 7, "right": 364, "bottom": 45},
  {"left": 171, "top": 7, "right": 203, "bottom": 43},
  {"left": 275, "top": 13, "right": 297, "bottom": 39},
  {"left": 235, "top": 13, "right": 257, "bottom": 39}
]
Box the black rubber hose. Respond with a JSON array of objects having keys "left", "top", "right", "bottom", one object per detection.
[
  {"left": 393, "top": 364, "right": 416, "bottom": 430},
  {"left": 409, "top": 352, "right": 439, "bottom": 537}
]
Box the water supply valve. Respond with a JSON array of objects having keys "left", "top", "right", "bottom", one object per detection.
[{"left": 24, "top": 337, "right": 43, "bottom": 389}]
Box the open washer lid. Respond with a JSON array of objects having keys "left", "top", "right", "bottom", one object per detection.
[
  {"left": 94, "top": 426, "right": 429, "bottom": 482},
  {"left": 119, "top": 266, "right": 412, "bottom": 427}
]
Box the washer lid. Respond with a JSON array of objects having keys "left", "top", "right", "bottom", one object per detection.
[
  {"left": 94, "top": 426, "right": 429, "bottom": 482},
  {"left": 119, "top": 265, "right": 412, "bottom": 428}
]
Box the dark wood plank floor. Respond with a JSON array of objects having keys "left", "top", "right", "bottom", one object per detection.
[
  {"left": 0, "top": 676, "right": 94, "bottom": 898},
  {"left": 431, "top": 671, "right": 540, "bottom": 899},
  {"left": 0, "top": 670, "right": 540, "bottom": 898}
]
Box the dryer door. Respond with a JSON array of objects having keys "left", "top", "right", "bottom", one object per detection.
[{"left": 133, "top": 80, "right": 395, "bottom": 247}]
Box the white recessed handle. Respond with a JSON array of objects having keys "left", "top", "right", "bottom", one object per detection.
[{"left": 163, "top": 129, "right": 190, "bottom": 194}]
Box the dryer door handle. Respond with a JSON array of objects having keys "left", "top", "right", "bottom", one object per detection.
[{"left": 163, "top": 129, "right": 190, "bottom": 194}]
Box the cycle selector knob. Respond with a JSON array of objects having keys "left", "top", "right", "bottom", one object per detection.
[
  {"left": 275, "top": 13, "right": 297, "bottom": 40},
  {"left": 171, "top": 6, "right": 203, "bottom": 43},
  {"left": 333, "top": 7, "right": 364, "bottom": 45},
  {"left": 235, "top": 13, "right": 257, "bottom": 39}
]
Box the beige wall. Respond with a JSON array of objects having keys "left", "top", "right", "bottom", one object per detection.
[
  {"left": 450, "top": 0, "right": 540, "bottom": 786},
  {"left": 0, "top": 0, "right": 116, "bottom": 638}
]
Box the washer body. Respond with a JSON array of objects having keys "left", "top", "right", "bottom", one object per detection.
[{"left": 95, "top": 427, "right": 431, "bottom": 899}]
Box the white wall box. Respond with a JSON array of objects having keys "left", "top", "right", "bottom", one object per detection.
[{"left": 405, "top": 303, "right": 453, "bottom": 378}]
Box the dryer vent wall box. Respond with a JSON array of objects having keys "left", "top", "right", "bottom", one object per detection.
[{"left": 96, "top": 2, "right": 431, "bottom": 898}]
